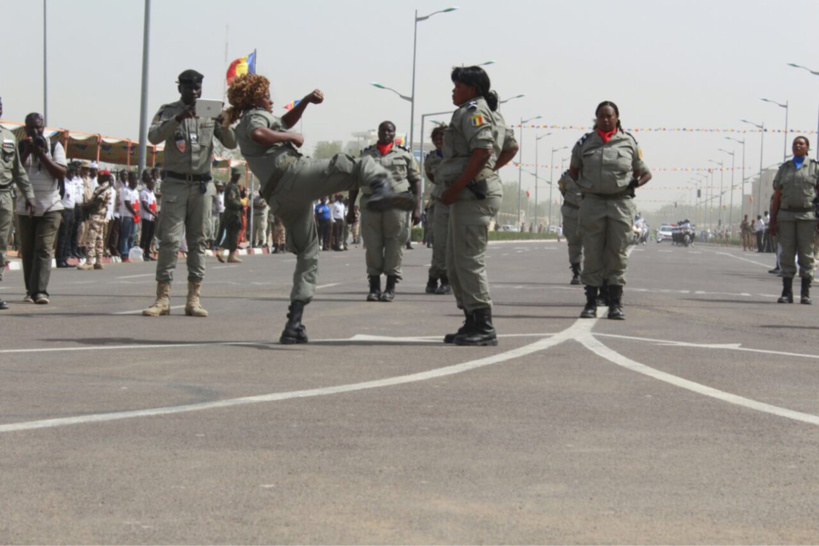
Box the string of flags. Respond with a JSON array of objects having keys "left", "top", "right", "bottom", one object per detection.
[
  {"left": 513, "top": 162, "right": 751, "bottom": 172},
  {"left": 515, "top": 125, "right": 817, "bottom": 134}
]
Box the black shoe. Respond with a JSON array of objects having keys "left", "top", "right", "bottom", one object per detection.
[
  {"left": 366, "top": 275, "right": 381, "bottom": 302},
  {"left": 280, "top": 301, "right": 308, "bottom": 344},
  {"left": 801, "top": 277, "right": 812, "bottom": 305},
  {"left": 778, "top": 277, "right": 794, "bottom": 304},
  {"left": 405, "top": 242, "right": 413, "bottom": 250},
  {"left": 769, "top": 267, "right": 780, "bottom": 275},
  {"left": 425, "top": 275, "right": 438, "bottom": 294},
  {"left": 570, "top": 263, "right": 581, "bottom": 285},
  {"left": 444, "top": 309, "right": 471, "bottom": 344},
  {"left": 366, "top": 179, "right": 415, "bottom": 212},
  {"left": 580, "top": 285, "right": 598, "bottom": 319},
  {"left": 380, "top": 275, "right": 397, "bottom": 302},
  {"left": 56, "top": 261, "right": 70, "bottom": 268},
  {"left": 607, "top": 285, "right": 625, "bottom": 320},
  {"left": 454, "top": 308, "right": 498, "bottom": 346},
  {"left": 435, "top": 276, "right": 452, "bottom": 295},
  {"left": 0, "top": 299, "right": 7, "bottom": 310}
]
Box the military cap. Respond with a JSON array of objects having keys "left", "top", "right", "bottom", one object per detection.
[
  {"left": 177, "top": 69, "right": 204, "bottom": 84},
  {"left": 230, "top": 166, "right": 243, "bottom": 176}
]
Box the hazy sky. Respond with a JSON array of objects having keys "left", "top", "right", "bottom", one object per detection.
[{"left": 4, "top": 0, "right": 819, "bottom": 212}]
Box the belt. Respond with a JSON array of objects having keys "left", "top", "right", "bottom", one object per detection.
[
  {"left": 165, "top": 171, "right": 212, "bottom": 183},
  {"left": 562, "top": 202, "right": 580, "bottom": 210},
  {"left": 262, "top": 155, "right": 299, "bottom": 203},
  {"left": 583, "top": 189, "right": 632, "bottom": 200},
  {"left": 781, "top": 206, "right": 814, "bottom": 213}
]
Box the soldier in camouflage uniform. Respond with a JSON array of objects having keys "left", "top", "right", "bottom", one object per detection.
[{"left": 77, "top": 171, "right": 114, "bottom": 271}]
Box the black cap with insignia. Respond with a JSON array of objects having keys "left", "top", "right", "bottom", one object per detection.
[{"left": 177, "top": 69, "right": 204, "bottom": 84}]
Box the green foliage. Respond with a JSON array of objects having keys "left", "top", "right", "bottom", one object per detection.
[{"left": 313, "top": 141, "right": 343, "bottom": 160}]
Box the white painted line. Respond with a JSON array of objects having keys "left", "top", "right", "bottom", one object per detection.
[
  {"left": 0, "top": 321, "right": 584, "bottom": 433},
  {"left": 316, "top": 283, "right": 340, "bottom": 290},
  {"left": 113, "top": 305, "right": 186, "bottom": 316},
  {"left": 211, "top": 265, "right": 234, "bottom": 270},
  {"left": 579, "top": 329, "right": 819, "bottom": 426},
  {"left": 116, "top": 273, "right": 154, "bottom": 279},
  {"left": 0, "top": 339, "right": 273, "bottom": 355},
  {"left": 714, "top": 251, "right": 769, "bottom": 268},
  {"left": 596, "top": 333, "right": 819, "bottom": 360}
]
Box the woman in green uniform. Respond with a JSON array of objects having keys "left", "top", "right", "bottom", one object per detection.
[
  {"left": 568, "top": 101, "right": 651, "bottom": 320},
  {"left": 769, "top": 136, "right": 818, "bottom": 304},
  {"left": 225, "top": 74, "right": 413, "bottom": 344},
  {"left": 351, "top": 121, "right": 421, "bottom": 302},
  {"left": 424, "top": 125, "right": 451, "bottom": 295},
  {"left": 438, "top": 67, "right": 518, "bottom": 346}
]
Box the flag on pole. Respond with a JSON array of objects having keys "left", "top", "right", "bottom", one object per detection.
[
  {"left": 226, "top": 51, "right": 256, "bottom": 86},
  {"left": 394, "top": 134, "right": 407, "bottom": 147},
  {"left": 526, "top": 189, "right": 531, "bottom": 198},
  {"left": 283, "top": 99, "right": 301, "bottom": 111}
]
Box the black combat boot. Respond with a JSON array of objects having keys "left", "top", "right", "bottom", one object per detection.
[
  {"left": 454, "top": 308, "right": 498, "bottom": 346},
  {"left": 444, "top": 309, "right": 471, "bottom": 344},
  {"left": 381, "top": 275, "right": 397, "bottom": 302},
  {"left": 366, "top": 179, "right": 415, "bottom": 212},
  {"left": 607, "top": 285, "right": 625, "bottom": 320},
  {"left": 435, "top": 274, "right": 452, "bottom": 295},
  {"left": 570, "top": 263, "right": 581, "bottom": 285},
  {"left": 801, "top": 277, "right": 812, "bottom": 305},
  {"left": 597, "top": 280, "right": 609, "bottom": 307},
  {"left": 425, "top": 275, "right": 438, "bottom": 294},
  {"left": 0, "top": 299, "right": 7, "bottom": 310},
  {"left": 367, "top": 275, "right": 381, "bottom": 302},
  {"left": 778, "top": 277, "right": 794, "bottom": 303},
  {"left": 280, "top": 301, "right": 308, "bottom": 344},
  {"left": 580, "top": 285, "right": 598, "bottom": 319}
]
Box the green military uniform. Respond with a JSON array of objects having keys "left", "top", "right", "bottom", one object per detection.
[
  {"left": 558, "top": 169, "right": 583, "bottom": 277},
  {"left": 80, "top": 181, "right": 113, "bottom": 267},
  {"left": 0, "top": 127, "right": 33, "bottom": 285},
  {"left": 148, "top": 99, "right": 236, "bottom": 284},
  {"left": 425, "top": 148, "right": 448, "bottom": 282},
  {"left": 440, "top": 97, "right": 509, "bottom": 314},
  {"left": 772, "top": 158, "right": 818, "bottom": 281},
  {"left": 359, "top": 142, "right": 419, "bottom": 279},
  {"left": 223, "top": 176, "right": 243, "bottom": 253},
  {"left": 570, "top": 130, "right": 648, "bottom": 287},
  {"left": 235, "top": 107, "right": 393, "bottom": 304}
]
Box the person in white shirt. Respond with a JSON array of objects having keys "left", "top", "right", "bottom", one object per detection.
[
  {"left": 330, "top": 193, "right": 346, "bottom": 251},
  {"left": 16, "top": 112, "right": 67, "bottom": 303},
  {"left": 56, "top": 161, "right": 79, "bottom": 267},
  {"left": 118, "top": 172, "right": 139, "bottom": 261},
  {"left": 211, "top": 181, "right": 225, "bottom": 249},
  {"left": 139, "top": 170, "right": 157, "bottom": 260},
  {"left": 755, "top": 215, "right": 766, "bottom": 252}
]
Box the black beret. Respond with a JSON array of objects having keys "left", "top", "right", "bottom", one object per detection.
[{"left": 177, "top": 69, "right": 204, "bottom": 84}]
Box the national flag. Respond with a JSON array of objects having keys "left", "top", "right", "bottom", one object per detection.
[
  {"left": 526, "top": 189, "right": 530, "bottom": 198},
  {"left": 226, "top": 51, "right": 256, "bottom": 86},
  {"left": 283, "top": 99, "right": 301, "bottom": 111},
  {"left": 394, "top": 135, "right": 406, "bottom": 147}
]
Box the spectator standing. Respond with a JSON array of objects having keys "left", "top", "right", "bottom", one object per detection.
[
  {"left": 755, "top": 215, "right": 765, "bottom": 252},
  {"left": 56, "top": 161, "right": 78, "bottom": 267},
  {"left": 331, "top": 193, "right": 346, "bottom": 250},
  {"left": 315, "top": 197, "right": 331, "bottom": 251},
  {"left": 252, "top": 191, "right": 268, "bottom": 247},
  {"left": 0, "top": 99, "right": 35, "bottom": 309},
  {"left": 118, "top": 172, "right": 139, "bottom": 261},
  {"left": 139, "top": 171, "right": 157, "bottom": 260},
  {"left": 216, "top": 167, "right": 243, "bottom": 263},
  {"left": 211, "top": 181, "right": 225, "bottom": 249},
  {"left": 76, "top": 170, "right": 113, "bottom": 270},
  {"left": 16, "top": 112, "right": 67, "bottom": 304}
]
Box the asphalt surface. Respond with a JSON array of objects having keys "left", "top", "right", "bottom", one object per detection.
[{"left": 1, "top": 240, "right": 819, "bottom": 544}]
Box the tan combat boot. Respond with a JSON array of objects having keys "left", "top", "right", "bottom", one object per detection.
[
  {"left": 76, "top": 262, "right": 93, "bottom": 271},
  {"left": 185, "top": 281, "right": 208, "bottom": 317},
  {"left": 142, "top": 282, "right": 172, "bottom": 316},
  {"left": 94, "top": 262, "right": 104, "bottom": 270},
  {"left": 227, "top": 252, "right": 242, "bottom": 263},
  {"left": 215, "top": 249, "right": 226, "bottom": 263}
]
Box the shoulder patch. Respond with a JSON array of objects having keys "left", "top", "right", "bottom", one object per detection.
[
  {"left": 577, "top": 132, "right": 592, "bottom": 146},
  {"left": 470, "top": 114, "right": 485, "bottom": 127},
  {"left": 466, "top": 100, "right": 479, "bottom": 111}
]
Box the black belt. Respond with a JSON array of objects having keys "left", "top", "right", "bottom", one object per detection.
[
  {"left": 583, "top": 190, "right": 632, "bottom": 200},
  {"left": 562, "top": 202, "right": 580, "bottom": 210},
  {"left": 165, "top": 171, "right": 212, "bottom": 183},
  {"left": 781, "top": 206, "right": 814, "bottom": 213}
]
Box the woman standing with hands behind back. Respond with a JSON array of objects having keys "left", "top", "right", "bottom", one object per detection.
[
  {"left": 438, "top": 66, "right": 518, "bottom": 346},
  {"left": 569, "top": 101, "right": 651, "bottom": 320}
]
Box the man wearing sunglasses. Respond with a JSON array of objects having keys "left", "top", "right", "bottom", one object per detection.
[{"left": 143, "top": 69, "right": 236, "bottom": 318}]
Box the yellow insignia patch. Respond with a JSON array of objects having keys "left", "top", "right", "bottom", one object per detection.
[
  {"left": 638, "top": 149, "right": 643, "bottom": 160},
  {"left": 470, "top": 115, "right": 484, "bottom": 127}
]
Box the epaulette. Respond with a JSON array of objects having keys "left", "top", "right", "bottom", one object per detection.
[
  {"left": 396, "top": 144, "right": 409, "bottom": 152},
  {"left": 363, "top": 144, "right": 375, "bottom": 152},
  {"left": 577, "top": 132, "right": 592, "bottom": 146},
  {"left": 466, "top": 100, "right": 479, "bottom": 111}
]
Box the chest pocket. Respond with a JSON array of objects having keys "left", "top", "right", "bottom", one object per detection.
[
  {"left": 198, "top": 122, "right": 215, "bottom": 148},
  {"left": 603, "top": 147, "right": 632, "bottom": 174},
  {"left": 783, "top": 165, "right": 818, "bottom": 209},
  {"left": 1, "top": 143, "right": 14, "bottom": 165},
  {"left": 390, "top": 157, "right": 407, "bottom": 180}
]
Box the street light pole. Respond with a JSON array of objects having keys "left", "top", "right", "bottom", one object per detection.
[
  {"left": 549, "top": 145, "right": 567, "bottom": 230},
  {"left": 137, "top": 0, "right": 152, "bottom": 176},
  {"left": 741, "top": 119, "right": 765, "bottom": 217},
  {"left": 517, "top": 115, "right": 542, "bottom": 225},
  {"left": 709, "top": 160, "right": 724, "bottom": 228},
  {"left": 533, "top": 133, "right": 550, "bottom": 229},
  {"left": 719, "top": 148, "right": 736, "bottom": 232},
  {"left": 726, "top": 137, "right": 746, "bottom": 218},
  {"left": 787, "top": 63, "right": 819, "bottom": 159},
  {"left": 43, "top": 0, "right": 48, "bottom": 125},
  {"left": 761, "top": 98, "right": 789, "bottom": 161}
]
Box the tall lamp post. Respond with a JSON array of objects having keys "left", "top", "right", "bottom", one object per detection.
[
  {"left": 761, "top": 98, "right": 789, "bottom": 160},
  {"left": 725, "top": 136, "right": 746, "bottom": 218},
  {"left": 718, "top": 148, "right": 736, "bottom": 232},
  {"left": 709, "top": 159, "right": 724, "bottom": 228},
  {"left": 549, "top": 145, "right": 567, "bottom": 229},
  {"left": 533, "top": 133, "right": 551, "bottom": 229},
  {"left": 741, "top": 119, "right": 765, "bottom": 217},
  {"left": 517, "top": 115, "right": 542, "bottom": 225},
  {"left": 786, "top": 63, "right": 819, "bottom": 160}
]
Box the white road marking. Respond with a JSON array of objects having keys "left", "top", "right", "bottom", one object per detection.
[
  {"left": 316, "top": 283, "right": 340, "bottom": 290},
  {"left": 0, "top": 321, "right": 584, "bottom": 433},
  {"left": 714, "top": 251, "right": 769, "bottom": 268},
  {"left": 113, "top": 305, "right": 186, "bottom": 316},
  {"left": 212, "top": 265, "right": 234, "bottom": 270},
  {"left": 596, "top": 333, "right": 819, "bottom": 360},
  {"left": 578, "top": 329, "right": 819, "bottom": 426},
  {"left": 116, "top": 273, "right": 154, "bottom": 279},
  {"left": 0, "top": 339, "right": 273, "bottom": 355}
]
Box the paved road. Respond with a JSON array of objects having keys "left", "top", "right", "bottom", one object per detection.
[{"left": 1, "top": 241, "right": 818, "bottom": 544}]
